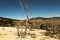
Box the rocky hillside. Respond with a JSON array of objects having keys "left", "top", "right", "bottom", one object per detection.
[{"left": 0, "top": 17, "right": 20, "bottom": 27}]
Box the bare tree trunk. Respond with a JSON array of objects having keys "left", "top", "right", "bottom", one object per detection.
[
  {"left": 25, "top": 8, "right": 28, "bottom": 36},
  {"left": 20, "top": 0, "right": 29, "bottom": 36}
]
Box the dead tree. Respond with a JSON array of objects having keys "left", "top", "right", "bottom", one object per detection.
[
  {"left": 17, "top": 0, "right": 29, "bottom": 37},
  {"left": 20, "top": 0, "right": 29, "bottom": 36}
]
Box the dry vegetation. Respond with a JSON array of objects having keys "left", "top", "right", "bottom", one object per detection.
[
  {"left": 0, "top": 17, "right": 60, "bottom": 40},
  {"left": 0, "top": 27, "right": 59, "bottom": 40}
]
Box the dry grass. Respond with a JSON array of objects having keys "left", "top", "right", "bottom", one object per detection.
[{"left": 0, "top": 27, "right": 59, "bottom": 40}]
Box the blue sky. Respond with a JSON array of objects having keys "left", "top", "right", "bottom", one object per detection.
[{"left": 0, "top": 0, "right": 60, "bottom": 20}]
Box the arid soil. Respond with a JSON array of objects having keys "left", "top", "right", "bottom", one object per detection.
[{"left": 0, "top": 27, "right": 59, "bottom": 40}]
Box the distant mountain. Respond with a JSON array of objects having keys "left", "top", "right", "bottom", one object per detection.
[
  {"left": 0, "top": 17, "right": 20, "bottom": 27},
  {"left": 0, "top": 16, "right": 60, "bottom": 27},
  {"left": 0, "top": 17, "right": 20, "bottom": 21},
  {"left": 30, "top": 17, "right": 60, "bottom": 20}
]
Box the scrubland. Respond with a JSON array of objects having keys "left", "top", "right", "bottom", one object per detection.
[{"left": 0, "top": 27, "right": 59, "bottom": 40}]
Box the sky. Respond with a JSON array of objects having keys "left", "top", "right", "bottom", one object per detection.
[{"left": 0, "top": 0, "right": 60, "bottom": 20}]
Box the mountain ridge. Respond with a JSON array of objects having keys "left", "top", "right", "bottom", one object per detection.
[{"left": 30, "top": 17, "right": 60, "bottom": 20}]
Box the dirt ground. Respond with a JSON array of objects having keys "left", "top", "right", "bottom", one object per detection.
[{"left": 0, "top": 27, "right": 59, "bottom": 40}]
